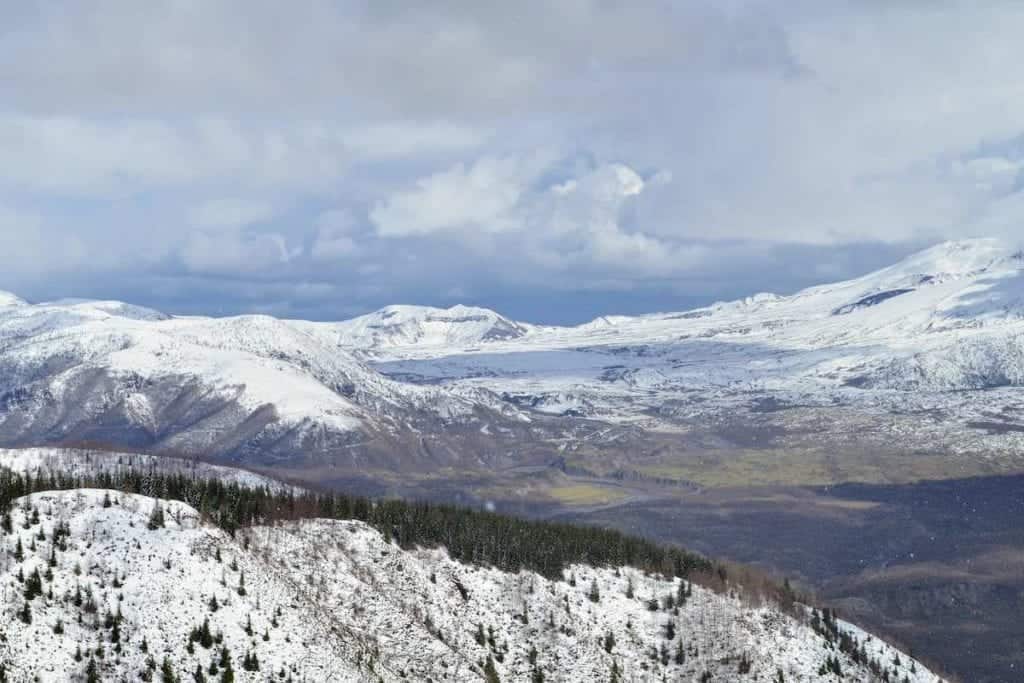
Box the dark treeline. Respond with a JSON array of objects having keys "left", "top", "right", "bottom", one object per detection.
[{"left": 0, "top": 467, "right": 711, "bottom": 581}]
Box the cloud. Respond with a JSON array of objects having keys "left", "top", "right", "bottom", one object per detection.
[
  {"left": 311, "top": 210, "right": 359, "bottom": 262},
  {"left": 372, "top": 155, "right": 705, "bottom": 277},
  {"left": 5, "top": 2, "right": 1024, "bottom": 323},
  {"left": 188, "top": 199, "right": 277, "bottom": 230},
  {"left": 0, "top": 116, "right": 350, "bottom": 197},
  {"left": 371, "top": 156, "right": 547, "bottom": 236},
  {"left": 180, "top": 230, "right": 298, "bottom": 275},
  {"left": 340, "top": 122, "right": 489, "bottom": 161},
  {"left": 0, "top": 2, "right": 800, "bottom": 118}
]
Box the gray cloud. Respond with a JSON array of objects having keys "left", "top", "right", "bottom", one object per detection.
[{"left": 2, "top": 1, "right": 1024, "bottom": 322}]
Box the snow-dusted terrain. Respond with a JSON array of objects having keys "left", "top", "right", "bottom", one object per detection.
[
  {"left": 345, "top": 239, "right": 1024, "bottom": 457},
  {"left": 0, "top": 487, "right": 942, "bottom": 682},
  {"left": 0, "top": 296, "right": 526, "bottom": 470},
  {"left": 0, "top": 446, "right": 289, "bottom": 492},
  {"left": 3, "top": 238, "right": 1024, "bottom": 472}
]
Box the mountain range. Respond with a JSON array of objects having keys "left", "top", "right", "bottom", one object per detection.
[{"left": 2, "top": 238, "right": 1024, "bottom": 485}]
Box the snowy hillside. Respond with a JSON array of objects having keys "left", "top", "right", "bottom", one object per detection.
[
  {"left": 0, "top": 291, "right": 26, "bottom": 308},
  {"left": 0, "top": 446, "right": 289, "bottom": 492},
  {"left": 4, "top": 238, "right": 1024, "bottom": 469},
  {"left": 0, "top": 298, "right": 524, "bottom": 469},
  {"left": 360, "top": 239, "right": 1024, "bottom": 454},
  {"left": 0, "top": 487, "right": 942, "bottom": 682}
]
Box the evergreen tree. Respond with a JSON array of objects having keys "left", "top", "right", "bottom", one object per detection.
[
  {"left": 588, "top": 579, "right": 600, "bottom": 603},
  {"left": 199, "top": 617, "right": 213, "bottom": 648},
  {"left": 85, "top": 658, "right": 100, "bottom": 683},
  {"left": 24, "top": 567, "right": 43, "bottom": 600},
  {"left": 483, "top": 655, "right": 501, "bottom": 683},
  {"left": 148, "top": 501, "right": 165, "bottom": 530},
  {"left": 161, "top": 656, "right": 177, "bottom": 683}
]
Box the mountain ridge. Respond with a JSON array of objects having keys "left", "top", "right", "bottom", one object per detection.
[
  {"left": 2, "top": 237, "right": 1024, "bottom": 477},
  {"left": 0, "top": 451, "right": 946, "bottom": 683}
]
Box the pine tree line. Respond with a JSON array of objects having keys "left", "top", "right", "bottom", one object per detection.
[{"left": 0, "top": 466, "right": 712, "bottom": 581}]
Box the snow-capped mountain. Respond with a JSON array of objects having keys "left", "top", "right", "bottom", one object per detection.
[
  {"left": 3, "top": 237, "right": 1024, "bottom": 473},
  {"left": 0, "top": 297, "right": 528, "bottom": 471},
  {"left": 295, "top": 304, "right": 535, "bottom": 358},
  {"left": 0, "top": 484, "right": 941, "bottom": 682},
  {"left": 361, "top": 238, "right": 1024, "bottom": 454}
]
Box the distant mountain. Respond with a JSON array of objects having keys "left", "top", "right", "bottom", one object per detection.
[
  {"left": 3, "top": 238, "right": 1024, "bottom": 475},
  {"left": 296, "top": 304, "right": 535, "bottom": 358},
  {"left": 364, "top": 238, "right": 1024, "bottom": 454},
  {"left": 0, "top": 299, "right": 529, "bottom": 472}
]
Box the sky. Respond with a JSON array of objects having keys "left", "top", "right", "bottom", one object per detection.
[{"left": 3, "top": 1, "right": 1024, "bottom": 324}]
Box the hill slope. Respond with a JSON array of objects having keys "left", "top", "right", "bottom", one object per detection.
[
  {"left": 0, "top": 488, "right": 941, "bottom": 682},
  {"left": 0, "top": 299, "right": 528, "bottom": 472}
]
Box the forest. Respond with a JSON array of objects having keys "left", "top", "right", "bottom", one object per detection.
[{"left": 0, "top": 466, "right": 712, "bottom": 583}]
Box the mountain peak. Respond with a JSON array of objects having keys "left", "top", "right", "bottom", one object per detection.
[
  {"left": 884, "top": 237, "right": 1020, "bottom": 280},
  {"left": 0, "top": 290, "right": 27, "bottom": 307},
  {"left": 331, "top": 302, "right": 533, "bottom": 351}
]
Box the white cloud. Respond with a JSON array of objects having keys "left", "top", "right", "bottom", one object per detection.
[
  {"left": 180, "top": 230, "right": 298, "bottom": 275},
  {"left": 371, "top": 155, "right": 701, "bottom": 276},
  {"left": 187, "top": 199, "right": 276, "bottom": 230},
  {"left": 371, "top": 156, "right": 548, "bottom": 236}
]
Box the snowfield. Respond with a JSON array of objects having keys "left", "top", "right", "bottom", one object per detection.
[{"left": 0, "top": 488, "right": 943, "bottom": 682}]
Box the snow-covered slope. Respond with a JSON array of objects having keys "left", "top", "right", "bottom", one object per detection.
[
  {"left": 359, "top": 239, "right": 1024, "bottom": 452},
  {"left": 0, "top": 488, "right": 941, "bottom": 682},
  {"left": 0, "top": 298, "right": 520, "bottom": 469},
  {"left": 0, "top": 446, "right": 290, "bottom": 491},
  {"left": 0, "top": 290, "right": 26, "bottom": 308},
  {"left": 296, "top": 304, "right": 535, "bottom": 358},
  {"left": 4, "top": 238, "right": 1024, "bottom": 468}
]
